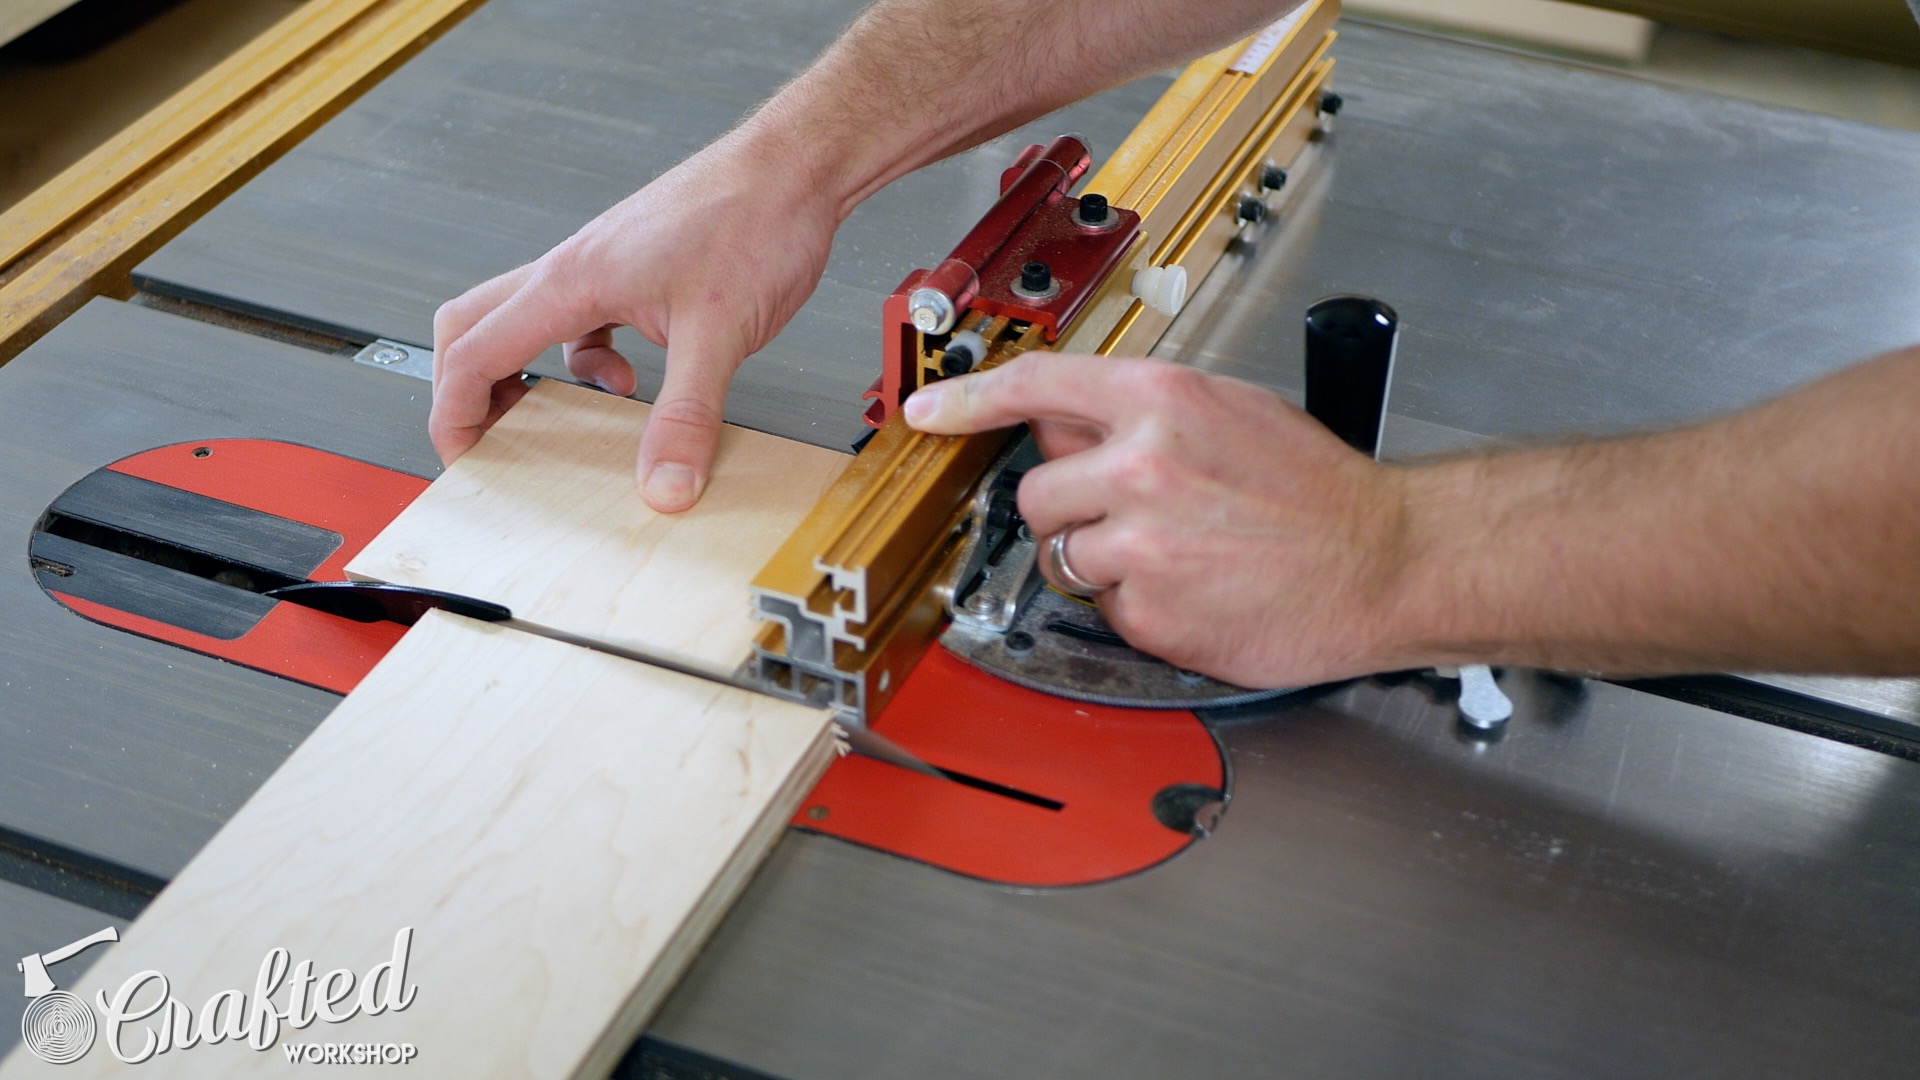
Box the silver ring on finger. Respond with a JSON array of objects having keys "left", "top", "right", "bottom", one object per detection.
[{"left": 1045, "top": 524, "right": 1113, "bottom": 599}]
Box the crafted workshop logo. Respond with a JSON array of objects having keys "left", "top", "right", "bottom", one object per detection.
[{"left": 16, "top": 926, "right": 418, "bottom": 1065}]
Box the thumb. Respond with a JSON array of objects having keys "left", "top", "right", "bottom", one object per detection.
[{"left": 636, "top": 320, "right": 740, "bottom": 513}]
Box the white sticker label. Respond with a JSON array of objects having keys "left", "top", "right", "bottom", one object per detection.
[{"left": 1229, "top": 7, "right": 1309, "bottom": 74}]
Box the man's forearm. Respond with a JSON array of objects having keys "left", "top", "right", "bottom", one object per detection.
[
  {"left": 738, "top": 0, "right": 1300, "bottom": 220},
  {"left": 1393, "top": 345, "right": 1920, "bottom": 676}
]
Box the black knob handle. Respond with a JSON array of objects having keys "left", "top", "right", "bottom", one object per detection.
[{"left": 1304, "top": 296, "right": 1398, "bottom": 458}]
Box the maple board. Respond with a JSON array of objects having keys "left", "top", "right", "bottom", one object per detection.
[
  {"left": 2, "top": 610, "right": 838, "bottom": 1078},
  {"left": 347, "top": 379, "right": 850, "bottom": 678}
]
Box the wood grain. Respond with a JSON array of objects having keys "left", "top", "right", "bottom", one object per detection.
[
  {"left": 348, "top": 379, "right": 850, "bottom": 678},
  {"left": 1, "top": 610, "right": 837, "bottom": 1078},
  {"left": 0, "top": 0, "right": 483, "bottom": 362}
]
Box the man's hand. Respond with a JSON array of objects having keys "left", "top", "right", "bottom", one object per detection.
[
  {"left": 430, "top": 134, "right": 840, "bottom": 512},
  {"left": 908, "top": 346, "right": 1920, "bottom": 684},
  {"left": 428, "top": 0, "right": 1305, "bottom": 512},
  {"left": 903, "top": 355, "right": 1416, "bottom": 688}
]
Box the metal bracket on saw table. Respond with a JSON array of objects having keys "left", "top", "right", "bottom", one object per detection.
[{"left": 353, "top": 338, "right": 434, "bottom": 382}]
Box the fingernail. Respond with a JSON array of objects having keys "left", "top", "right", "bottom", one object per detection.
[
  {"left": 903, "top": 384, "right": 944, "bottom": 427},
  {"left": 644, "top": 463, "right": 700, "bottom": 511}
]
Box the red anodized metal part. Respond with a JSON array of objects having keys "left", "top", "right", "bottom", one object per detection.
[
  {"left": 796, "top": 647, "right": 1227, "bottom": 888},
  {"left": 43, "top": 439, "right": 429, "bottom": 694},
  {"left": 865, "top": 135, "right": 1142, "bottom": 426}
]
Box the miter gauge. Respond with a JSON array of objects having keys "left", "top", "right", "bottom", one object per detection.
[
  {"left": 937, "top": 292, "right": 1405, "bottom": 709},
  {"left": 747, "top": 0, "right": 1347, "bottom": 722}
]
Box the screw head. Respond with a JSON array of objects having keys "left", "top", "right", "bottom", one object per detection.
[
  {"left": 1261, "top": 163, "right": 1288, "bottom": 191},
  {"left": 1319, "top": 91, "right": 1344, "bottom": 116},
  {"left": 908, "top": 287, "right": 957, "bottom": 335},
  {"left": 940, "top": 330, "right": 985, "bottom": 376},
  {"left": 369, "top": 346, "right": 408, "bottom": 366},
  {"left": 1005, "top": 630, "right": 1036, "bottom": 658},
  {"left": 1011, "top": 261, "right": 1058, "bottom": 301},
  {"left": 1076, "top": 192, "right": 1114, "bottom": 228},
  {"left": 1236, "top": 194, "right": 1268, "bottom": 225}
]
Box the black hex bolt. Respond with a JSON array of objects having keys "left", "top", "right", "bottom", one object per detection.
[
  {"left": 1261, "top": 163, "right": 1288, "bottom": 191},
  {"left": 1020, "top": 261, "right": 1053, "bottom": 293},
  {"left": 940, "top": 333, "right": 983, "bottom": 376},
  {"left": 1077, "top": 192, "right": 1110, "bottom": 225},
  {"left": 1319, "top": 90, "right": 1343, "bottom": 115},
  {"left": 1236, "top": 194, "right": 1268, "bottom": 225}
]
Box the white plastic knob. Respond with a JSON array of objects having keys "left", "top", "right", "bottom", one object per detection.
[
  {"left": 945, "top": 329, "right": 988, "bottom": 372},
  {"left": 1131, "top": 264, "right": 1189, "bottom": 318}
]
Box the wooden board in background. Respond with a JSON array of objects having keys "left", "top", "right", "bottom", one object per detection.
[
  {"left": 0, "top": 0, "right": 483, "bottom": 362},
  {"left": 348, "top": 379, "right": 849, "bottom": 679},
  {"left": 1345, "top": 0, "right": 1654, "bottom": 61},
  {"left": 1, "top": 610, "right": 838, "bottom": 1078}
]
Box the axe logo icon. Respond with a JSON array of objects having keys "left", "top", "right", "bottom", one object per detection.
[{"left": 17, "top": 926, "right": 118, "bottom": 1064}]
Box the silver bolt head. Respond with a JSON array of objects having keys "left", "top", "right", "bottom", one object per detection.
[
  {"left": 370, "top": 346, "right": 408, "bottom": 365},
  {"left": 908, "top": 288, "right": 957, "bottom": 335}
]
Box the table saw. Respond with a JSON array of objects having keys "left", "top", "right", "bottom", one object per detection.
[{"left": 4, "top": 1, "right": 1920, "bottom": 1075}]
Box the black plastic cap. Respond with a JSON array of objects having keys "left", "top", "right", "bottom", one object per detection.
[{"left": 1304, "top": 296, "right": 1398, "bottom": 458}]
